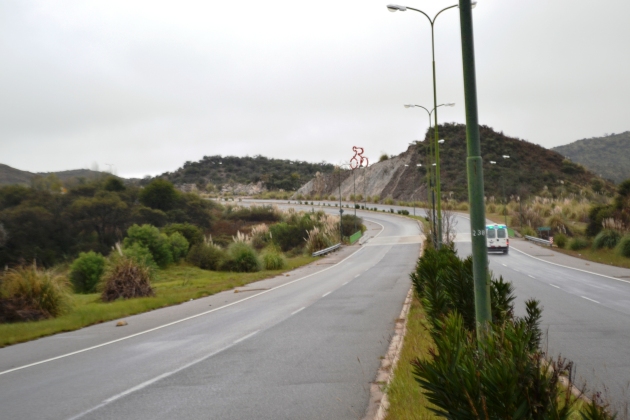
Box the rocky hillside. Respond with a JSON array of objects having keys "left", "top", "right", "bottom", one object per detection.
[
  {"left": 553, "top": 131, "right": 630, "bottom": 184},
  {"left": 0, "top": 164, "right": 109, "bottom": 186},
  {"left": 296, "top": 124, "right": 611, "bottom": 201}
]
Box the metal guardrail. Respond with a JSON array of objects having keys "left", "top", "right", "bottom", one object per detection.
[
  {"left": 312, "top": 243, "right": 341, "bottom": 257},
  {"left": 525, "top": 235, "right": 553, "bottom": 246}
]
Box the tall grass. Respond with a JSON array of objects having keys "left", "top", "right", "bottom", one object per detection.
[{"left": 0, "top": 266, "right": 71, "bottom": 321}]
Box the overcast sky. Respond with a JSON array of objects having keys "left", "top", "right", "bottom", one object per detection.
[{"left": 1, "top": 0, "right": 628, "bottom": 178}]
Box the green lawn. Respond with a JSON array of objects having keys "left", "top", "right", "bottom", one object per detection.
[
  {"left": 384, "top": 295, "right": 437, "bottom": 420},
  {"left": 0, "top": 256, "right": 315, "bottom": 348}
]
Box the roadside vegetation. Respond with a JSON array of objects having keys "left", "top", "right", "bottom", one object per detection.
[
  {"left": 385, "top": 245, "right": 618, "bottom": 419},
  {"left": 0, "top": 177, "right": 365, "bottom": 346}
]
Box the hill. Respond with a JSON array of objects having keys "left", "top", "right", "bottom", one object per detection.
[
  {"left": 0, "top": 164, "right": 112, "bottom": 187},
  {"left": 296, "top": 123, "right": 611, "bottom": 201},
  {"left": 159, "top": 155, "right": 335, "bottom": 192},
  {"left": 552, "top": 131, "right": 630, "bottom": 184}
]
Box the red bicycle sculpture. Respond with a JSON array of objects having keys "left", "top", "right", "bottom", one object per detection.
[{"left": 350, "top": 146, "right": 369, "bottom": 169}]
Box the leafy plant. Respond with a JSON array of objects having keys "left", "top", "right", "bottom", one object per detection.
[
  {"left": 123, "top": 224, "right": 173, "bottom": 268},
  {"left": 615, "top": 235, "right": 630, "bottom": 258},
  {"left": 70, "top": 251, "right": 106, "bottom": 293},
  {"left": 162, "top": 223, "right": 203, "bottom": 247},
  {"left": 554, "top": 233, "right": 568, "bottom": 249},
  {"left": 569, "top": 237, "right": 589, "bottom": 251},
  {"left": 101, "top": 256, "right": 154, "bottom": 301},
  {"left": 0, "top": 266, "right": 70, "bottom": 321},
  {"left": 261, "top": 246, "right": 287, "bottom": 270},
  {"left": 222, "top": 242, "right": 261, "bottom": 272},
  {"left": 186, "top": 242, "right": 226, "bottom": 270},
  {"left": 593, "top": 229, "right": 621, "bottom": 250},
  {"left": 168, "top": 232, "right": 189, "bottom": 262}
]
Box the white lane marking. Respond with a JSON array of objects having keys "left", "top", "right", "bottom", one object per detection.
[
  {"left": 67, "top": 339, "right": 240, "bottom": 420},
  {"left": 502, "top": 264, "right": 507, "bottom": 267},
  {"left": 550, "top": 284, "right": 560, "bottom": 289},
  {"left": 233, "top": 330, "right": 260, "bottom": 344},
  {"left": 528, "top": 275, "right": 536, "bottom": 279},
  {"left": 510, "top": 247, "right": 630, "bottom": 285},
  {"left": 343, "top": 282, "right": 349, "bottom": 285},
  {"left": 0, "top": 245, "right": 369, "bottom": 377},
  {"left": 513, "top": 268, "right": 520, "bottom": 273},
  {"left": 291, "top": 307, "right": 305, "bottom": 315},
  {"left": 581, "top": 296, "right": 600, "bottom": 304},
  {"left": 354, "top": 274, "right": 360, "bottom": 278},
  {"left": 322, "top": 291, "right": 331, "bottom": 297}
]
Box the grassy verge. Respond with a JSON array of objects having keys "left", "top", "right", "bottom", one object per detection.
[
  {"left": 384, "top": 294, "right": 437, "bottom": 420},
  {"left": 0, "top": 256, "right": 315, "bottom": 348},
  {"left": 546, "top": 246, "right": 630, "bottom": 270}
]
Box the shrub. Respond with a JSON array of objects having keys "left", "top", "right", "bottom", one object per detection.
[
  {"left": 70, "top": 251, "right": 106, "bottom": 293},
  {"left": 457, "top": 202, "right": 469, "bottom": 211},
  {"left": 554, "top": 233, "right": 568, "bottom": 249},
  {"left": 487, "top": 203, "right": 497, "bottom": 213},
  {"left": 569, "top": 237, "right": 589, "bottom": 250},
  {"left": 616, "top": 235, "right": 630, "bottom": 258},
  {"left": 123, "top": 224, "right": 173, "bottom": 268},
  {"left": 222, "top": 242, "right": 261, "bottom": 272},
  {"left": 139, "top": 179, "right": 180, "bottom": 212},
  {"left": 162, "top": 223, "right": 203, "bottom": 247},
  {"left": 340, "top": 214, "right": 363, "bottom": 237},
  {"left": 521, "top": 226, "right": 536, "bottom": 237},
  {"left": 261, "top": 246, "right": 287, "bottom": 270},
  {"left": 397, "top": 209, "right": 409, "bottom": 216},
  {"left": 122, "top": 243, "right": 158, "bottom": 270},
  {"left": 168, "top": 232, "right": 189, "bottom": 262},
  {"left": 593, "top": 229, "right": 621, "bottom": 250},
  {"left": 186, "top": 242, "right": 226, "bottom": 270},
  {"left": 0, "top": 267, "right": 70, "bottom": 321},
  {"left": 101, "top": 256, "right": 154, "bottom": 302}
]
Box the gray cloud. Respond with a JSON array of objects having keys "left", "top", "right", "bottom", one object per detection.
[{"left": 1, "top": 0, "right": 628, "bottom": 178}]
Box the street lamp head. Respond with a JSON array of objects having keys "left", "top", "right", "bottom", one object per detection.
[
  {"left": 387, "top": 4, "right": 407, "bottom": 12},
  {"left": 438, "top": 139, "right": 445, "bottom": 144},
  {"left": 458, "top": 1, "right": 478, "bottom": 9},
  {"left": 445, "top": 103, "right": 456, "bottom": 107},
  {"left": 403, "top": 104, "right": 413, "bottom": 108},
  {"left": 502, "top": 155, "right": 510, "bottom": 159}
]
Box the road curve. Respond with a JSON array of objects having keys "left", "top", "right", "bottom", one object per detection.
[{"left": 0, "top": 208, "right": 421, "bottom": 420}]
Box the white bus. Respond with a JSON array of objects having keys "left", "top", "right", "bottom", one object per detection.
[{"left": 486, "top": 223, "right": 509, "bottom": 254}]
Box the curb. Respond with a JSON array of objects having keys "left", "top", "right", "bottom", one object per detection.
[{"left": 363, "top": 286, "right": 414, "bottom": 420}]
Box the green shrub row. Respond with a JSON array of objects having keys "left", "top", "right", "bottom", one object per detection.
[{"left": 409, "top": 246, "right": 616, "bottom": 418}]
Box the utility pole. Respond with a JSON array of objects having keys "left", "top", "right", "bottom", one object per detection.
[{"left": 458, "top": 0, "right": 492, "bottom": 333}]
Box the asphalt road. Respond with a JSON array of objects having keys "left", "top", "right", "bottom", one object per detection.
[
  {"left": 308, "top": 199, "right": 630, "bottom": 409},
  {"left": 0, "top": 208, "right": 421, "bottom": 420}
]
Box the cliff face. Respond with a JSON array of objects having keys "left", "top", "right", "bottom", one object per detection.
[
  {"left": 295, "top": 146, "right": 429, "bottom": 201},
  {"left": 295, "top": 123, "right": 611, "bottom": 202}
]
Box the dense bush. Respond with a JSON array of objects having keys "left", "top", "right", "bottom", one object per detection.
[
  {"left": 101, "top": 256, "right": 154, "bottom": 301},
  {"left": 162, "top": 223, "right": 203, "bottom": 247},
  {"left": 397, "top": 209, "right": 410, "bottom": 216},
  {"left": 616, "top": 235, "right": 630, "bottom": 258},
  {"left": 168, "top": 232, "right": 189, "bottom": 262},
  {"left": 554, "top": 233, "right": 568, "bottom": 249},
  {"left": 70, "top": 251, "right": 106, "bottom": 293},
  {"left": 139, "top": 179, "right": 180, "bottom": 212},
  {"left": 222, "top": 242, "right": 261, "bottom": 272},
  {"left": 408, "top": 246, "right": 615, "bottom": 419},
  {"left": 0, "top": 267, "right": 70, "bottom": 321},
  {"left": 223, "top": 205, "right": 281, "bottom": 222},
  {"left": 122, "top": 243, "right": 158, "bottom": 270},
  {"left": 186, "top": 242, "right": 226, "bottom": 270},
  {"left": 593, "top": 229, "right": 621, "bottom": 250},
  {"left": 261, "top": 246, "right": 287, "bottom": 270},
  {"left": 340, "top": 214, "right": 363, "bottom": 237},
  {"left": 569, "top": 236, "right": 589, "bottom": 251},
  {"left": 123, "top": 224, "right": 173, "bottom": 268}
]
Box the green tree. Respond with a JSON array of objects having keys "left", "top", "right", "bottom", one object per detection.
[
  {"left": 68, "top": 191, "right": 129, "bottom": 246},
  {"left": 140, "top": 179, "right": 180, "bottom": 211},
  {"left": 123, "top": 224, "right": 173, "bottom": 268},
  {"left": 70, "top": 251, "right": 106, "bottom": 293}
]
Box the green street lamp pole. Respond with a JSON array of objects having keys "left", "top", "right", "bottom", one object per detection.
[
  {"left": 404, "top": 103, "right": 454, "bottom": 233},
  {"left": 388, "top": 3, "right": 472, "bottom": 248},
  {"left": 457, "top": 0, "right": 491, "bottom": 331}
]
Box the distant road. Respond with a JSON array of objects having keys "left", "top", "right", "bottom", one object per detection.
[{"left": 0, "top": 205, "right": 421, "bottom": 419}]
